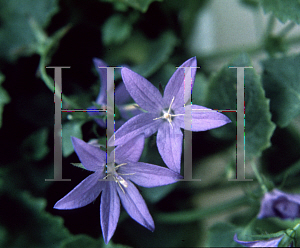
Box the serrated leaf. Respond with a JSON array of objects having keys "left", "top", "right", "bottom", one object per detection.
[
  {"left": 0, "top": 191, "right": 69, "bottom": 247},
  {"left": 261, "top": 0, "right": 300, "bottom": 24},
  {"left": 0, "top": 73, "right": 10, "bottom": 129},
  {"left": 262, "top": 54, "right": 300, "bottom": 128},
  {"left": 205, "top": 53, "right": 276, "bottom": 160},
  {"left": 62, "top": 120, "right": 84, "bottom": 157},
  {"left": 102, "top": 14, "right": 132, "bottom": 46},
  {"left": 101, "top": 0, "right": 162, "bottom": 12},
  {"left": 0, "top": 0, "right": 59, "bottom": 61}
]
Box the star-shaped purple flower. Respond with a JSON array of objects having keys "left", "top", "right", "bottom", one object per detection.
[
  {"left": 88, "top": 58, "right": 141, "bottom": 131},
  {"left": 234, "top": 233, "right": 291, "bottom": 247},
  {"left": 54, "top": 135, "right": 182, "bottom": 244},
  {"left": 108, "top": 57, "right": 231, "bottom": 173},
  {"left": 257, "top": 189, "right": 300, "bottom": 219}
]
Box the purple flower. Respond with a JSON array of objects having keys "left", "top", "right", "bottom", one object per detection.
[
  {"left": 234, "top": 233, "right": 288, "bottom": 247},
  {"left": 88, "top": 58, "right": 141, "bottom": 131},
  {"left": 54, "top": 135, "right": 182, "bottom": 244},
  {"left": 108, "top": 57, "right": 231, "bottom": 173},
  {"left": 257, "top": 189, "right": 300, "bottom": 219}
]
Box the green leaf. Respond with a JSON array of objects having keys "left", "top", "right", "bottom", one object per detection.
[
  {"left": 105, "top": 31, "right": 177, "bottom": 78},
  {"left": 192, "top": 73, "right": 209, "bottom": 107},
  {"left": 261, "top": 0, "right": 300, "bottom": 24},
  {"left": 21, "top": 127, "right": 50, "bottom": 161},
  {"left": 131, "top": 31, "right": 178, "bottom": 77},
  {"left": 70, "top": 163, "right": 87, "bottom": 170},
  {"left": 0, "top": 191, "right": 69, "bottom": 248},
  {"left": 140, "top": 183, "right": 177, "bottom": 203},
  {"left": 205, "top": 53, "right": 276, "bottom": 160},
  {"left": 0, "top": 0, "right": 59, "bottom": 62},
  {"left": 207, "top": 223, "right": 241, "bottom": 247},
  {"left": 0, "top": 73, "right": 10, "bottom": 129},
  {"left": 262, "top": 54, "right": 300, "bottom": 127},
  {"left": 101, "top": 0, "right": 162, "bottom": 12},
  {"left": 62, "top": 120, "right": 84, "bottom": 157},
  {"left": 102, "top": 14, "right": 132, "bottom": 46}
]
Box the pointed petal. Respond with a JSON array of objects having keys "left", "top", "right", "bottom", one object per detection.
[
  {"left": 117, "top": 180, "right": 154, "bottom": 231},
  {"left": 234, "top": 233, "right": 283, "bottom": 247},
  {"left": 156, "top": 123, "right": 183, "bottom": 173},
  {"left": 257, "top": 189, "right": 300, "bottom": 219},
  {"left": 54, "top": 171, "right": 105, "bottom": 209},
  {"left": 72, "top": 137, "right": 106, "bottom": 171},
  {"left": 115, "top": 134, "right": 145, "bottom": 163},
  {"left": 176, "top": 105, "right": 232, "bottom": 131},
  {"left": 119, "top": 162, "right": 182, "bottom": 187},
  {"left": 108, "top": 113, "right": 161, "bottom": 146},
  {"left": 121, "top": 67, "right": 163, "bottom": 113},
  {"left": 100, "top": 181, "right": 120, "bottom": 244},
  {"left": 93, "top": 58, "right": 108, "bottom": 105},
  {"left": 163, "top": 57, "right": 197, "bottom": 109},
  {"left": 115, "top": 82, "right": 131, "bottom": 105}
]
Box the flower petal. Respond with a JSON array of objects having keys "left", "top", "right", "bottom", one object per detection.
[
  {"left": 54, "top": 171, "right": 105, "bottom": 209},
  {"left": 156, "top": 122, "right": 183, "bottom": 173},
  {"left": 93, "top": 58, "right": 108, "bottom": 105},
  {"left": 100, "top": 181, "right": 120, "bottom": 244},
  {"left": 117, "top": 180, "right": 154, "bottom": 232},
  {"left": 176, "top": 105, "right": 232, "bottom": 131},
  {"left": 119, "top": 162, "right": 182, "bottom": 187},
  {"left": 121, "top": 67, "right": 163, "bottom": 113},
  {"left": 257, "top": 189, "right": 300, "bottom": 219},
  {"left": 163, "top": 57, "right": 197, "bottom": 109},
  {"left": 72, "top": 137, "right": 106, "bottom": 171},
  {"left": 115, "top": 82, "right": 131, "bottom": 105},
  {"left": 234, "top": 233, "right": 284, "bottom": 247},
  {"left": 108, "top": 113, "right": 161, "bottom": 146},
  {"left": 114, "top": 134, "right": 145, "bottom": 163}
]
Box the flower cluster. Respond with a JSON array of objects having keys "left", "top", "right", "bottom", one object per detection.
[{"left": 55, "top": 57, "right": 232, "bottom": 243}]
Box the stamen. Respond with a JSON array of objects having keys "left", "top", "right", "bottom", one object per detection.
[
  {"left": 168, "top": 96, "right": 175, "bottom": 114},
  {"left": 152, "top": 96, "right": 184, "bottom": 129}
]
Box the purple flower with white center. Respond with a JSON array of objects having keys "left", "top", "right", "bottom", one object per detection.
[
  {"left": 234, "top": 233, "right": 292, "bottom": 247},
  {"left": 257, "top": 189, "right": 300, "bottom": 219},
  {"left": 108, "top": 57, "right": 231, "bottom": 173},
  {"left": 54, "top": 135, "right": 182, "bottom": 244},
  {"left": 88, "top": 58, "right": 141, "bottom": 131}
]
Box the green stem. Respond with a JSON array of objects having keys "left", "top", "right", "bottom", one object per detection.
[
  {"left": 156, "top": 195, "right": 250, "bottom": 223},
  {"left": 39, "top": 55, "right": 80, "bottom": 109},
  {"left": 251, "top": 162, "right": 268, "bottom": 194}
]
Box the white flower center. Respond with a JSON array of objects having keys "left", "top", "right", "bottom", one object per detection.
[
  {"left": 153, "top": 96, "right": 184, "bottom": 129},
  {"left": 103, "top": 163, "right": 134, "bottom": 194}
]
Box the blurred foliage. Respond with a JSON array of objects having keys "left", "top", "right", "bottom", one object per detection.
[
  {"left": 261, "top": 0, "right": 300, "bottom": 24},
  {"left": 262, "top": 54, "right": 300, "bottom": 128},
  {"left": 0, "top": 0, "right": 59, "bottom": 62}
]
